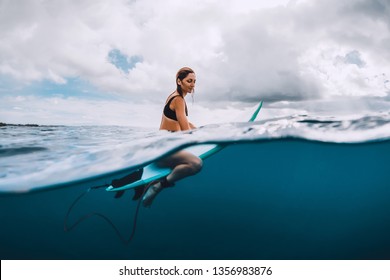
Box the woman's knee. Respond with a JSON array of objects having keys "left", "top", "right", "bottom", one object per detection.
[{"left": 189, "top": 157, "right": 203, "bottom": 174}]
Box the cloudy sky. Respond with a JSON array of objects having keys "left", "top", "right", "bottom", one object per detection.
[{"left": 0, "top": 0, "right": 389, "bottom": 126}]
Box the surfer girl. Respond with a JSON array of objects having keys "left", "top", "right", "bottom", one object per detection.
[{"left": 142, "top": 67, "right": 203, "bottom": 207}]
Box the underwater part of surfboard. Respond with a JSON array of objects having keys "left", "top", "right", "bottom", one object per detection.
[
  {"left": 64, "top": 102, "right": 262, "bottom": 244},
  {"left": 106, "top": 101, "right": 263, "bottom": 193}
]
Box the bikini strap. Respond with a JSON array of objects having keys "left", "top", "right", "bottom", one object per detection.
[{"left": 166, "top": 95, "right": 188, "bottom": 116}]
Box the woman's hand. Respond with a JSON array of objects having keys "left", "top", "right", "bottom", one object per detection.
[{"left": 189, "top": 122, "right": 196, "bottom": 129}]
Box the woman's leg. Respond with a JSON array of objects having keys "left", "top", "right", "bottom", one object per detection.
[
  {"left": 142, "top": 151, "right": 202, "bottom": 207},
  {"left": 157, "top": 150, "right": 203, "bottom": 184}
]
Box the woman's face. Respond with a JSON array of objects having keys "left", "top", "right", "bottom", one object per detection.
[{"left": 178, "top": 73, "right": 196, "bottom": 94}]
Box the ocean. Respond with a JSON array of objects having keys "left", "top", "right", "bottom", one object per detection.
[{"left": 1, "top": 112, "right": 390, "bottom": 259}]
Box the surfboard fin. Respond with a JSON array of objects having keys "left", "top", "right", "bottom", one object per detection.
[
  {"left": 132, "top": 186, "right": 146, "bottom": 201},
  {"left": 114, "top": 190, "right": 125, "bottom": 199},
  {"left": 111, "top": 168, "right": 144, "bottom": 199}
]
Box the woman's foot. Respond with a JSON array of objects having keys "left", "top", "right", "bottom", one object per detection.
[
  {"left": 142, "top": 182, "right": 164, "bottom": 208},
  {"left": 142, "top": 178, "right": 174, "bottom": 208}
]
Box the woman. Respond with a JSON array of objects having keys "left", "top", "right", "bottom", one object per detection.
[{"left": 142, "top": 67, "right": 203, "bottom": 207}]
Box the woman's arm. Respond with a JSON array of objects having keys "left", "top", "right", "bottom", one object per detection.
[{"left": 174, "top": 97, "right": 191, "bottom": 131}]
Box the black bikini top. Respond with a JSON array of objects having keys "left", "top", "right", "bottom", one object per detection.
[{"left": 163, "top": 95, "right": 188, "bottom": 121}]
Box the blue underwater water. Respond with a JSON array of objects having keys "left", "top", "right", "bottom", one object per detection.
[{"left": 1, "top": 115, "right": 390, "bottom": 259}]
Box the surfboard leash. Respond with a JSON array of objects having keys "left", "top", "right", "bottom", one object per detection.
[
  {"left": 127, "top": 180, "right": 159, "bottom": 242},
  {"left": 63, "top": 180, "right": 158, "bottom": 245}
]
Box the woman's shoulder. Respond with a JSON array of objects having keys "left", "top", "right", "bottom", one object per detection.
[
  {"left": 166, "top": 92, "right": 178, "bottom": 100},
  {"left": 166, "top": 93, "right": 183, "bottom": 103},
  {"left": 172, "top": 95, "right": 185, "bottom": 105}
]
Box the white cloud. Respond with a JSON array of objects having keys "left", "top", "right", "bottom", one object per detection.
[{"left": 0, "top": 0, "right": 389, "bottom": 125}]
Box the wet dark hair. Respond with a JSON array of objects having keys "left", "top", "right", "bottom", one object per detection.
[{"left": 176, "top": 67, "right": 195, "bottom": 96}]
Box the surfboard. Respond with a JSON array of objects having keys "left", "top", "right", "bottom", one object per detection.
[{"left": 106, "top": 101, "right": 263, "bottom": 192}]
